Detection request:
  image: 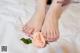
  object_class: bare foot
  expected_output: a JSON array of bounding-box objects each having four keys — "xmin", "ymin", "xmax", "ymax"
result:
[
  {"xmin": 22, "ymin": 0, "xmax": 47, "ymax": 37},
  {"xmin": 41, "ymin": 15, "xmax": 60, "ymax": 42},
  {"xmin": 41, "ymin": 0, "xmax": 70, "ymax": 42}
]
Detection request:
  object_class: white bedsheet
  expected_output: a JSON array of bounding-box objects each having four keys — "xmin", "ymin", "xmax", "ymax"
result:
[{"xmin": 0, "ymin": 0, "xmax": 80, "ymax": 53}]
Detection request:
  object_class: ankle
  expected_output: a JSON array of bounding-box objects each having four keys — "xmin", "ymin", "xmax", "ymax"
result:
[
  {"xmin": 36, "ymin": 1, "xmax": 47, "ymax": 8},
  {"xmin": 51, "ymin": 0, "xmax": 63, "ymax": 7},
  {"xmin": 36, "ymin": 6, "xmax": 46, "ymax": 12},
  {"xmin": 52, "ymin": 0, "xmax": 71, "ymax": 7},
  {"xmin": 37, "ymin": 4, "xmax": 46, "ymax": 9}
]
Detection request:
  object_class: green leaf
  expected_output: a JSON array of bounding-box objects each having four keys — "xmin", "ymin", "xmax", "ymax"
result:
[{"xmin": 20, "ymin": 38, "xmax": 32, "ymax": 44}]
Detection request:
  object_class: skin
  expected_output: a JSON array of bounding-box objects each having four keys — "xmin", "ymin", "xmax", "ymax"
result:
[
  {"xmin": 22, "ymin": 0, "xmax": 70, "ymax": 42},
  {"xmin": 41, "ymin": 0, "xmax": 70, "ymax": 42},
  {"xmin": 22, "ymin": 0, "xmax": 47, "ymax": 37}
]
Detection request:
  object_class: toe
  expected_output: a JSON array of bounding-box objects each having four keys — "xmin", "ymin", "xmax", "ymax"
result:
[
  {"xmin": 22, "ymin": 26, "xmax": 28, "ymax": 33},
  {"xmin": 22, "ymin": 25, "xmax": 27, "ymax": 32},
  {"xmin": 26, "ymin": 27, "xmax": 34, "ymax": 35},
  {"xmin": 50, "ymin": 32, "xmax": 54, "ymax": 41},
  {"xmin": 42, "ymin": 32, "xmax": 47, "ymax": 41},
  {"xmin": 50, "ymin": 32, "xmax": 56, "ymax": 42},
  {"xmin": 28, "ymin": 27, "xmax": 34, "ymax": 34},
  {"xmin": 41, "ymin": 28, "xmax": 47, "ymax": 41},
  {"xmin": 46, "ymin": 31, "xmax": 58, "ymax": 42},
  {"xmin": 53, "ymin": 31, "xmax": 59, "ymax": 41},
  {"xmin": 46, "ymin": 32, "xmax": 52, "ymax": 42},
  {"xmin": 24, "ymin": 28, "xmax": 29, "ymax": 34},
  {"xmin": 33, "ymin": 28, "xmax": 40, "ymax": 33},
  {"xmin": 23, "ymin": 26, "xmax": 31, "ymax": 35}
]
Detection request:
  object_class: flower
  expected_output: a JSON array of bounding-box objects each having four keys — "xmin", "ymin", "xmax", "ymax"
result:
[
  {"xmin": 32, "ymin": 32, "xmax": 46, "ymax": 48},
  {"xmin": 21, "ymin": 32, "xmax": 47, "ymax": 48}
]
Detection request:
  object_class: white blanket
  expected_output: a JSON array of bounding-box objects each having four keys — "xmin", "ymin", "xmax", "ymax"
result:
[{"xmin": 0, "ymin": 0, "xmax": 80, "ymax": 53}]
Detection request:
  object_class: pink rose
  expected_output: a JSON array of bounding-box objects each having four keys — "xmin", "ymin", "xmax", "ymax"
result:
[{"xmin": 32, "ymin": 32, "xmax": 46, "ymax": 48}]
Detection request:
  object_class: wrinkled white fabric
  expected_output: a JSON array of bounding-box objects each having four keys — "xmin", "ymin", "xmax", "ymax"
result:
[{"xmin": 0, "ymin": 0, "xmax": 80, "ymax": 53}]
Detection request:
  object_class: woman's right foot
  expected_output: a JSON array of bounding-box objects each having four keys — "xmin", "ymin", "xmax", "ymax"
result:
[{"xmin": 22, "ymin": 0, "xmax": 47, "ymax": 37}]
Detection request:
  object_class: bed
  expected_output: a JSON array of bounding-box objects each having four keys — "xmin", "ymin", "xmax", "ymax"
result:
[{"xmin": 0, "ymin": 0, "xmax": 80, "ymax": 53}]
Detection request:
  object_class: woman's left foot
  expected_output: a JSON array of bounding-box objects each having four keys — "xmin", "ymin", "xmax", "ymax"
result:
[
  {"xmin": 41, "ymin": 0, "xmax": 71, "ymax": 42},
  {"xmin": 41, "ymin": 14, "xmax": 59, "ymax": 42},
  {"xmin": 41, "ymin": 0, "xmax": 65, "ymax": 42}
]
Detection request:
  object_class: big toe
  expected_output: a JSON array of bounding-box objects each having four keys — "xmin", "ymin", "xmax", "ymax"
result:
[
  {"xmin": 22, "ymin": 26, "xmax": 34, "ymax": 35},
  {"xmin": 53, "ymin": 32, "xmax": 59, "ymax": 41},
  {"xmin": 28, "ymin": 28, "xmax": 34, "ymax": 34},
  {"xmin": 47, "ymin": 32, "xmax": 59, "ymax": 42}
]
